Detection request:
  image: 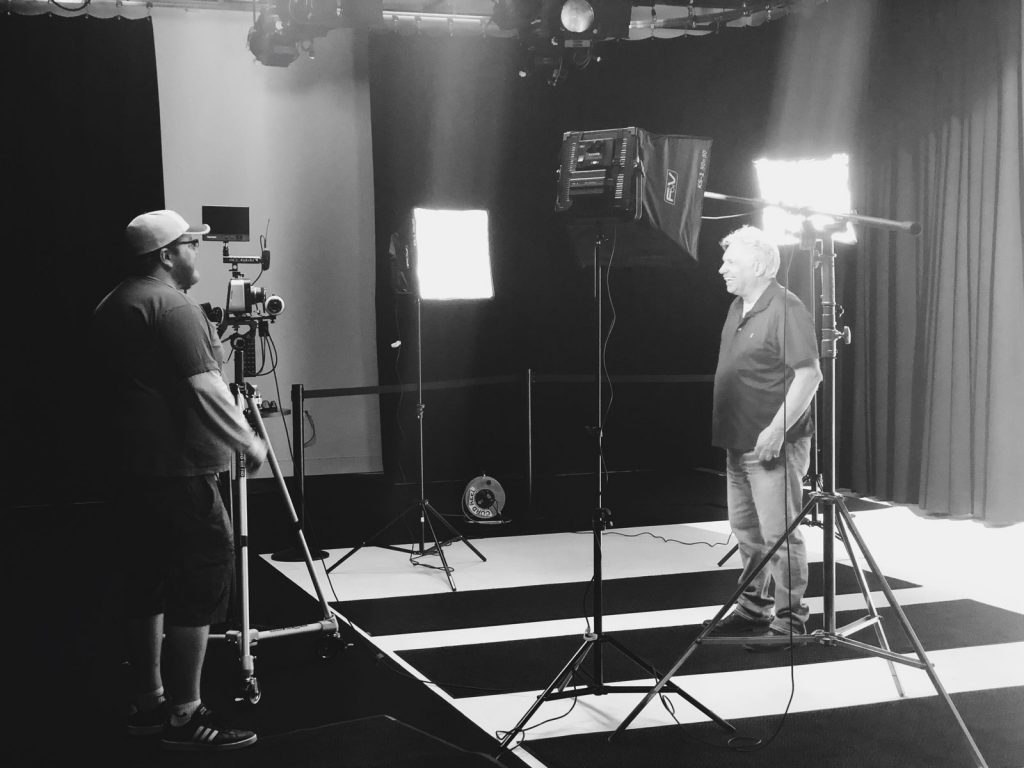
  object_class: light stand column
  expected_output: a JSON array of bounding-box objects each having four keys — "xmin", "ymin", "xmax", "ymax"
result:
[
  {"xmin": 323, "ymin": 292, "xmax": 486, "ymax": 590},
  {"xmin": 496, "ymin": 232, "xmax": 731, "ymax": 754}
]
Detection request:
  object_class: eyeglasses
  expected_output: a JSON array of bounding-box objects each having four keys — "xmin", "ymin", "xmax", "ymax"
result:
[{"xmin": 173, "ymin": 238, "xmax": 200, "ymax": 248}]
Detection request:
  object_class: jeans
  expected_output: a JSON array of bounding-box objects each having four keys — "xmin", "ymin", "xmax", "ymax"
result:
[{"xmin": 725, "ymin": 436, "xmax": 811, "ymax": 633}]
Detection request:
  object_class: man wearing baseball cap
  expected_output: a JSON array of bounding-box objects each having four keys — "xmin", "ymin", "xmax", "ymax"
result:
[{"xmin": 93, "ymin": 209, "xmax": 267, "ymax": 751}]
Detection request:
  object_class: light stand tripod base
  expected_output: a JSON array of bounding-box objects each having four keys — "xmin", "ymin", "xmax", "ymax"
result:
[
  {"xmin": 325, "ymin": 497, "xmax": 486, "ymax": 592},
  {"xmin": 496, "ymin": 237, "xmax": 730, "ymax": 754}
]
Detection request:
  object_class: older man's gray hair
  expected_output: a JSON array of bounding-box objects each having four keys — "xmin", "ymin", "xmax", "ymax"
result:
[{"xmin": 720, "ymin": 225, "xmax": 780, "ymax": 279}]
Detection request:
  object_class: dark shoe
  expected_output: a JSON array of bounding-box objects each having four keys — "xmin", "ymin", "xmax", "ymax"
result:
[
  {"xmin": 702, "ymin": 612, "xmax": 772, "ymax": 636},
  {"xmin": 160, "ymin": 705, "xmax": 257, "ymax": 751},
  {"xmin": 744, "ymin": 626, "xmax": 802, "ymax": 653},
  {"xmin": 127, "ymin": 701, "xmax": 167, "ymax": 736}
]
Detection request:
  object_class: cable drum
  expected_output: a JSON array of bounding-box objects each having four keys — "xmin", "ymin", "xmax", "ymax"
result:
[{"xmin": 462, "ymin": 475, "xmax": 509, "ymax": 524}]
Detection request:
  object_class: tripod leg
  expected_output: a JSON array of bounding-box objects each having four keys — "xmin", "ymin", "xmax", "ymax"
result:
[
  {"xmin": 837, "ymin": 505, "xmax": 989, "ymax": 768},
  {"xmin": 419, "ymin": 503, "xmax": 457, "ymax": 592},
  {"xmin": 232, "ymin": 449, "xmax": 257, "ymax": 695},
  {"xmin": 613, "ymin": 502, "xmax": 814, "ymax": 739},
  {"xmin": 247, "ymin": 396, "xmax": 337, "ymax": 622},
  {"xmin": 497, "ymin": 638, "xmax": 595, "ymax": 752},
  {"xmin": 325, "ymin": 505, "xmax": 421, "ymax": 574},
  {"xmin": 423, "ymin": 501, "xmax": 487, "ymax": 562},
  {"xmin": 603, "ymin": 635, "xmax": 734, "ymax": 732},
  {"xmin": 833, "ymin": 506, "xmax": 905, "ymax": 697}
]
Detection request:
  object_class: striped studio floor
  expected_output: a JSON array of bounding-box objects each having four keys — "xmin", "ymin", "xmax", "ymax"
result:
[{"xmin": 264, "ymin": 503, "xmax": 1024, "ymax": 768}]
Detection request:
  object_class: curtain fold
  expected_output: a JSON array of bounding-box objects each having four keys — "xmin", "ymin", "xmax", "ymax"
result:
[
  {"xmin": 848, "ymin": 0, "xmax": 1024, "ymax": 525},
  {"xmin": 1, "ymin": 14, "xmax": 165, "ymax": 505}
]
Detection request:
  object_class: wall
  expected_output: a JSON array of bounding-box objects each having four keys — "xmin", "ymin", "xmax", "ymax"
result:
[{"xmin": 152, "ymin": 8, "xmax": 381, "ymax": 476}]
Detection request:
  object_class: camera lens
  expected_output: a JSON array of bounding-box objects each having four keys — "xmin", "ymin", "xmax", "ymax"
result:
[{"xmin": 265, "ymin": 295, "xmax": 285, "ymax": 315}]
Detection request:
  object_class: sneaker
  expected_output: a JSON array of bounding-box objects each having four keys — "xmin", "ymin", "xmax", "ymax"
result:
[
  {"xmin": 160, "ymin": 705, "xmax": 257, "ymax": 751},
  {"xmin": 127, "ymin": 702, "xmax": 167, "ymax": 736},
  {"xmin": 702, "ymin": 611, "xmax": 771, "ymax": 636}
]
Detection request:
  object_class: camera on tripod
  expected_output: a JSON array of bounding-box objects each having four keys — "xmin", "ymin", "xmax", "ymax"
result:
[
  {"xmin": 226, "ymin": 276, "xmax": 285, "ymax": 318},
  {"xmin": 199, "ymin": 206, "xmax": 287, "ymax": 377},
  {"xmin": 200, "ymin": 205, "xmax": 286, "ymax": 323}
]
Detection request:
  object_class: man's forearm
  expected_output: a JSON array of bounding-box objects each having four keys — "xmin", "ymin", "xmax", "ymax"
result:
[
  {"xmin": 771, "ymin": 363, "xmax": 823, "ymax": 433},
  {"xmin": 187, "ymin": 370, "xmax": 262, "ymax": 456}
]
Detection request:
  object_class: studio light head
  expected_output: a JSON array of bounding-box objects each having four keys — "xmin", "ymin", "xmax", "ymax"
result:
[
  {"xmin": 754, "ymin": 153, "xmax": 857, "ymax": 246},
  {"xmin": 410, "ymin": 208, "xmax": 493, "ymax": 301},
  {"xmin": 247, "ymin": 10, "xmax": 300, "ymax": 68},
  {"xmin": 247, "ymin": 0, "xmax": 384, "ymax": 67}
]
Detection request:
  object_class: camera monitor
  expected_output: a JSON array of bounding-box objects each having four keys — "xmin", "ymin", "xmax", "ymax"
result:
[{"xmin": 202, "ymin": 206, "xmax": 250, "ymax": 242}]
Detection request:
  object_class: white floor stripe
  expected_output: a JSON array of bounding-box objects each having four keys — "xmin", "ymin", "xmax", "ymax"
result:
[
  {"xmin": 450, "ymin": 642, "xmax": 1024, "ymax": 742},
  {"xmin": 260, "ymin": 504, "xmax": 1024, "ymax": 768},
  {"xmin": 374, "ymin": 585, "xmax": 958, "ymax": 651}
]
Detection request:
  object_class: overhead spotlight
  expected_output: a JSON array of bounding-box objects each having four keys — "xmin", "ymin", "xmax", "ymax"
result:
[
  {"xmin": 247, "ymin": 0, "xmax": 383, "ymax": 67},
  {"xmin": 559, "ymin": 0, "xmax": 595, "ymax": 33},
  {"xmin": 247, "ymin": 10, "xmax": 300, "ymax": 67},
  {"xmin": 544, "ymin": 0, "xmax": 630, "ymax": 47}
]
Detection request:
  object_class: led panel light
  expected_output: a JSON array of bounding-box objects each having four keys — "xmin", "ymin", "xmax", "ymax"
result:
[
  {"xmin": 412, "ymin": 208, "xmax": 493, "ymax": 300},
  {"xmin": 754, "ymin": 153, "xmax": 857, "ymax": 246}
]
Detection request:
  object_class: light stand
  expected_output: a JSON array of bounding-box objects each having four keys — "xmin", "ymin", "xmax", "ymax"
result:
[
  {"xmin": 610, "ymin": 202, "xmax": 989, "ymax": 768},
  {"xmin": 210, "ymin": 325, "xmax": 341, "ymax": 704},
  {"xmin": 325, "ymin": 293, "xmax": 486, "ymax": 592},
  {"xmin": 496, "ymin": 229, "xmax": 732, "ymax": 754}
]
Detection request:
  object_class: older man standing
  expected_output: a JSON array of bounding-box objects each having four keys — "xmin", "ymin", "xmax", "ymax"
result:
[
  {"xmin": 93, "ymin": 209, "xmax": 267, "ymax": 750},
  {"xmin": 707, "ymin": 225, "xmax": 822, "ymax": 647}
]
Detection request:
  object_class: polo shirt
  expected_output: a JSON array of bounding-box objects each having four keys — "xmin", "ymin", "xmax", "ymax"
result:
[
  {"xmin": 93, "ymin": 275, "xmax": 234, "ymax": 476},
  {"xmin": 712, "ymin": 280, "xmax": 818, "ymax": 451}
]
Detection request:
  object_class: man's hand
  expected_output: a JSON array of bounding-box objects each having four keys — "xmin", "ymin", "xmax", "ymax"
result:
[
  {"xmin": 245, "ymin": 437, "xmax": 268, "ymax": 471},
  {"xmin": 753, "ymin": 423, "xmax": 785, "ymax": 462}
]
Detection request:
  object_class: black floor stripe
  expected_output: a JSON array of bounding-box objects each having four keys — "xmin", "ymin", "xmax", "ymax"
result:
[
  {"xmin": 523, "ymin": 685, "xmax": 1024, "ymax": 768},
  {"xmin": 333, "ymin": 562, "xmax": 919, "ymax": 636},
  {"xmin": 396, "ymin": 600, "xmax": 1024, "ymax": 698}
]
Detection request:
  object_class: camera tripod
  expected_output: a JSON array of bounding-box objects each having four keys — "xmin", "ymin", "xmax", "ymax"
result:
[
  {"xmin": 325, "ymin": 294, "xmax": 486, "ymax": 592},
  {"xmin": 496, "ymin": 231, "xmax": 731, "ymax": 754},
  {"xmin": 210, "ymin": 329, "xmax": 341, "ymax": 704},
  {"xmin": 610, "ymin": 219, "xmax": 988, "ymax": 768}
]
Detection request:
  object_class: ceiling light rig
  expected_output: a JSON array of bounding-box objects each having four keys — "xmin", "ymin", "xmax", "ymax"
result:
[
  {"xmin": 247, "ymin": 0, "xmax": 383, "ymax": 67},
  {"xmin": 242, "ymin": 2, "xmax": 827, "ymax": 70}
]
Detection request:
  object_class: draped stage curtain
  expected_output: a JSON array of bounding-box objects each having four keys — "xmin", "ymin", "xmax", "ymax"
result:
[
  {"xmin": 846, "ymin": 0, "xmax": 1024, "ymax": 525},
  {"xmin": 1, "ymin": 14, "xmax": 164, "ymax": 505}
]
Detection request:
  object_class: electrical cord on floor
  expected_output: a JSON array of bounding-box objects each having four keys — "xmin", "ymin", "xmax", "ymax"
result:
[
  {"xmin": 571, "ymin": 528, "xmax": 733, "ymax": 549},
  {"xmin": 495, "ymin": 675, "xmax": 581, "ymax": 752},
  {"xmin": 596, "ymin": 529, "xmax": 734, "ymax": 549}
]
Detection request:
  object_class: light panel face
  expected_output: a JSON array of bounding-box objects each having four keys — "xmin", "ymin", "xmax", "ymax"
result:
[
  {"xmin": 413, "ymin": 208, "xmax": 493, "ymax": 300},
  {"xmin": 754, "ymin": 153, "xmax": 857, "ymax": 245}
]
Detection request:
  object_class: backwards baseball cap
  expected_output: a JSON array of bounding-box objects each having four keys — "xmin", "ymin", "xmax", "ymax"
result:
[{"xmin": 125, "ymin": 209, "xmax": 211, "ymax": 257}]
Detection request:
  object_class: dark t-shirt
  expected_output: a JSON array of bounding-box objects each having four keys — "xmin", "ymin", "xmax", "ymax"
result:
[
  {"xmin": 93, "ymin": 275, "xmax": 233, "ymax": 476},
  {"xmin": 712, "ymin": 281, "xmax": 818, "ymax": 451}
]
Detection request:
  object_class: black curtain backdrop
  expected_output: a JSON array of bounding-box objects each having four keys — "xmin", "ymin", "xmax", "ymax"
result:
[
  {"xmin": 1, "ymin": 15, "xmax": 165, "ymax": 507},
  {"xmin": 844, "ymin": 0, "xmax": 1024, "ymax": 524},
  {"xmin": 368, "ymin": 22, "xmax": 801, "ymax": 489}
]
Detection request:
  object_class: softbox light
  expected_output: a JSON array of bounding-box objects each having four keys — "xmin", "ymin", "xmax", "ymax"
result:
[
  {"xmin": 555, "ymin": 126, "xmax": 712, "ymax": 266},
  {"xmin": 754, "ymin": 153, "xmax": 857, "ymax": 246},
  {"xmin": 411, "ymin": 208, "xmax": 493, "ymax": 300}
]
